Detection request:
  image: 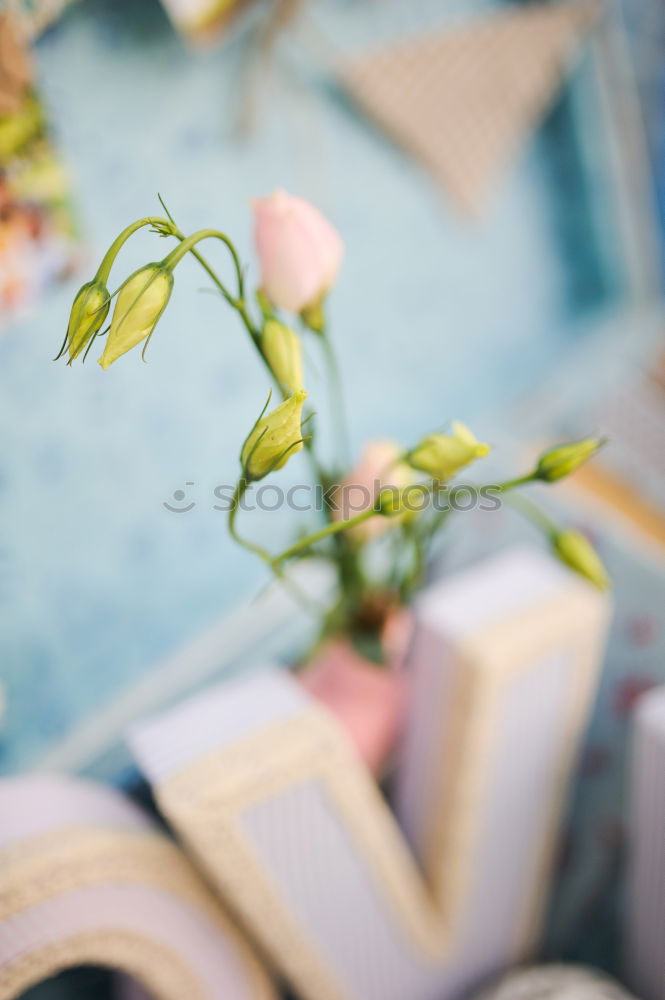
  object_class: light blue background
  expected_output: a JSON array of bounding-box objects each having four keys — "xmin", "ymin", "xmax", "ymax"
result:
[{"xmin": 0, "ymin": 0, "xmax": 649, "ymax": 773}]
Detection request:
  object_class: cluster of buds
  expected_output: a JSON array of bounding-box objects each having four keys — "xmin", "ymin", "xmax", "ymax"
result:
[
  {"xmin": 62, "ymin": 260, "xmax": 173, "ymax": 370},
  {"xmin": 60, "ymin": 190, "xmax": 339, "ymax": 376},
  {"xmin": 57, "ymin": 192, "xmax": 611, "ymax": 601},
  {"xmin": 58, "ymin": 212, "xmax": 179, "ymax": 370}
]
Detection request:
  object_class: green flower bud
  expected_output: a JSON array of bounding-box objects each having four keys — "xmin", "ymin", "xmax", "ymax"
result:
[
  {"xmin": 98, "ymin": 264, "xmax": 173, "ymax": 370},
  {"xmin": 241, "ymin": 389, "xmax": 308, "ymax": 481},
  {"xmin": 261, "ymin": 319, "xmax": 303, "ymax": 395},
  {"xmin": 63, "ymin": 280, "xmax": 110, "ymax": 362},
  {"xmin": 536, "ymin": 437, "xmax": 605, "ymax": 482},
  {"xmin": 409, "ymin": 422, "xmax": 490, "ymax": 481},
  {"xmin": 552, "ymin": 529, "xmax": 609, "ymax": 591},
  {"xmin": 300, "ymin": 295, "xmax": 326, "ymax": 334},
  {"xmin": 377, "ymin": 483, "xmax": 429, "ymax": 518}
]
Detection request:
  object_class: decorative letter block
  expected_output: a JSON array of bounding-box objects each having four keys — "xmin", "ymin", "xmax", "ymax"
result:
[
  {"xmin": 131, "ymin": 547, "xmax": 611, "ymax": 1000},
  {"xmin": 0, "ymin": 776, "xmax": 275, "ymax": 1000}
]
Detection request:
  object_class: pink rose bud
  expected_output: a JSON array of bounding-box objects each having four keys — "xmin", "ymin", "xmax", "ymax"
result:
[
  {"xmin": 332, "ymin": 440, "xmax": 413, "ymax": 543},
  {"xmin": 253, "ymin": 190, "xmax": 344, "ymax": 314}
]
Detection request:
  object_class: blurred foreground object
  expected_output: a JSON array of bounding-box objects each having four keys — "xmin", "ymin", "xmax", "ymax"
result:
[
  {"xmin": 625, "ymin": 685, "xmax": 665, "ymax": 1000},
  {"xmin": 0, "ymin": 775, "xmax": 275, "ymax": 1000},
  {"xmin": 158, "ymin": 0, "xmax": 250, "ymax": 43},
  {"xmin": 471, "ymin": 964, "xmax": 636, "ymax": 999},
  {"xmin": 0, "ymin": 11, "xmax": 31, "ymax": 115},
  {"xmin": 0, "ymin": 9, "xmax": 79, "ymax": 328},
  {"xmin": 130, "ymin": 547, "xmax": 611, "ymax": 1000}
]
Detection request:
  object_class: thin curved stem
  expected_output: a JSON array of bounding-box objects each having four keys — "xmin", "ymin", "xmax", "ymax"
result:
[
  {"xmin": 188, "ymin": 245, "xmax": 239, "ymax": 310},
  {"xmin": 164, "ymin": 222, "xmax": 336, "ymax": 517},
  {"xmin": 162, "ymin": 229, "xmax": 245, "ymax": 304},
  {"xmin": 504, "ymin": 492, "xmax": 558, "ymax": 539},
  {"xmin": 401, "ymin": 472, "xmax": 539, "ymax": 589},
  {"xmin": 164, "ymin": 225, "xmax": 280, "ymax": 383},
  {"xmin": 433, "ymin": 473, "xmax": 537, "ymax": 507},
  {"xmin": 96, "ymin": 217, "xmax": 168, "ymax": 284},
  {"xmin": 272, "ymin": 507, "xmax": 376, "ymax": 566},
  {"xmin": 319, "ymin": 328, "xmax": 350, "ymax": 468},
  {"xmin": 492, "ymin": 473, "xmax": 537, "ymax": 493},
  {"xmin": 228, "ymin": 480, "xmax": 274, "ymax": 563},
  {"xmin": 229, "ymin": 479, "xmax": 326, "ymax": 616}
]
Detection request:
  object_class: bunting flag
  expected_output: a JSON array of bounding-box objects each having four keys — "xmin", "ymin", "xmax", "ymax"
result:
[
  {"xmin": 341, "ymin": 1, "xmax": 601, "ymax": 213},
  {"xmin": 2, "ymin": 0, "xmax": 79, "ymax": 40}
]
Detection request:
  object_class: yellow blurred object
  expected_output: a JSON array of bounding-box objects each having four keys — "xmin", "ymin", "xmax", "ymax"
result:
[
  {"xmin": 0, "ymin": 96, "xmax": 42, "ymax": 165},
  {"xmin": 8, "ymin": 148, "xmax": 70, "ymax": 202},
  {"xmin": 159, "ymin": 0, "xmax": 248, "ymax": 43}
]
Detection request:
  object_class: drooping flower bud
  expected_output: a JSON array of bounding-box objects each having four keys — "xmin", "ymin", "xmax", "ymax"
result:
[
  {"xmin": 253, "ymin": 190, "xmax": 343, "ymax": 314},
  {"xmin": 261, "ymin": 319, "xmax": 303, "ymax": 396},
  {"xmin": 62, "ymin": 280, "xmax": 110, "ymax": 362},
  {"xmin": 98, "ymin": 264, "xmax": 173, "ymax": 370},
  {"xmin": 409, "ymin": 422, "xmax": 490, "ymax": 481},
  {"xmin": 552, "ymin": 529, "xmax": 609, "ymax": 590},
  {"xmin": 536, "ymin": 437, "xmax": 605, "ymax": 482},
  {"xmin": 241, "ymin": 389, "xmax": 308, "ymax": 481}
]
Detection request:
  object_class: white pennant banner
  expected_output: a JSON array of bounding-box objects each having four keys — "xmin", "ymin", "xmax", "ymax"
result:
[{"xmin": 341, "ymin": 1, "xmax": 601, "ymax": 213}]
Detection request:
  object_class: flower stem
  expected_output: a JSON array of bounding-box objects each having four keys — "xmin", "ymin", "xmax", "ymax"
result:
[
  {"xmin": 95, "ymin": 217, "xmax": 167, "ymax": 284},
  {"xmin": 272, "ymin": 508, "xmax": 376, "ymax": 566},
  {"xmin": 401, "ymin": 472, "xmax": 538, "ymax": 589},
  {"xmin": 229, "ymin": 479, "xmax": 327, "ymax": 616},
  {"xmin": 504, "ymin": 492, "xmax": 558, "ymax": 539},
  {"xmin": 493, "ymin": 473, "xmax": 537, "ymax": 493},
  {"xmin": 163, "ymin": 223, "xmax": 281, "ymax": 380},
  {"xmin": 162, "ymin": 228, "xmax": 245, "ymax": 303},
  {"xmin": 319, "ymin": 327, "xmax": 350, "ymax": 468},
  {"xmin": 228, "ymin": 479, "xmax": 274, "ymax": 563}
]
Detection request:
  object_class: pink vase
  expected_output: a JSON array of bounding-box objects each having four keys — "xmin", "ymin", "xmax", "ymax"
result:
[{"xmin": 298, "ymin": 611, "xmax": 412, "ymax": 776}]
